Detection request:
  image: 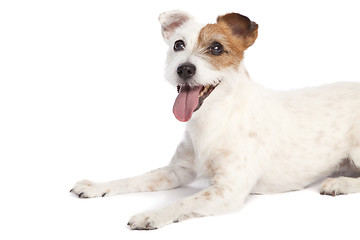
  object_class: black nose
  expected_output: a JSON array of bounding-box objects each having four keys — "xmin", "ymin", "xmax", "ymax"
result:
[{"xmin": 177, "ymin": 63, "xmax": 196, "ymax": 80}]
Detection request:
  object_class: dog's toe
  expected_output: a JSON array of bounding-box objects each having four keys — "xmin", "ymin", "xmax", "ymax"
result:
[
  {"xmin": 320, "ymin": 177, "xmax": 349, "ymax": 196},
  {"xmin": 70, "ymin": 180, "xmax": 111, "ymax": 198},
  {"xmin": 128, "ymin": 211, "xmax": 173, "ymax": 230}
]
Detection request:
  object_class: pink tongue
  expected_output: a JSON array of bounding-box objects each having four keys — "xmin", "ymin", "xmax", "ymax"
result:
[{"xmin": 173, "ymin": 86, "xmax": 201, "ymax": 122}]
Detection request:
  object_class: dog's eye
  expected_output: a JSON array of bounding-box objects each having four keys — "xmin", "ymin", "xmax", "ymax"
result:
[
  {"xmin": 174, "ymin": 40, "xmax": 185, "ymax": 51},
  {"xmin": 209, "ymin": 42, "xmax": 224, "ymax": 56}
]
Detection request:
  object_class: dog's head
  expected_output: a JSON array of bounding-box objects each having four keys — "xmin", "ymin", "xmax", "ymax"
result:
[{"xmin": 159, "ymin": 10, "xmax": 258, "ymax": 122}]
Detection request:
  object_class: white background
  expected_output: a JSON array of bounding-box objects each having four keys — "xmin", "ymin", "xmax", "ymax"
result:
[{"xmin": 1, "ymin": 0, "xmax": 359, "ymax": 239}]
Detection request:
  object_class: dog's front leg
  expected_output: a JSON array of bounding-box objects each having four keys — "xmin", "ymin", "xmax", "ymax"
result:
[
  {"xmin": 128, "ymin": 157, "xmax": 259, "ymax": 230},
  {"xmin": 71, "ymin": 140, "xmax": 196, "ymax": 198}
]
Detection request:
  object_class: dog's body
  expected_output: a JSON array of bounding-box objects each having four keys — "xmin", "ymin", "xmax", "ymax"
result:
[{"xmin": 71, "ymin": 11, "xmax": 360, "ymax": 230}]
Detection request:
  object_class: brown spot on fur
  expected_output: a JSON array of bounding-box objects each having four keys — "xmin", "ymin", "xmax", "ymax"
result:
[
  {"xmin": 202, "ymin": 191, "xmax": 211, "ymax": 200},
  {"xmin": 177, "ymin": 212, "xmax": 204, "ymax": 222},
  {"xmin": 195, "ymin": 13, "xmax": 258, "ymax": 71},
  {"xmin": 248, "ymin": 131, "xmax": 257, "ymax": 138},
  {"xmin": 165, "ymin": 178, "xmax": 171, "ymax": 184},
  {"xmin": 205, "ymin": 160, "xmax": 219, "ymax": 176},
  {"xmin": 205, "ymin": 160, "xmax": 212, "ymax": 173},
  {"xmin": 220, "ymin": 149, "xmax": 232, "ymax": 157},
  {"xmin": 214, "ymin": 186, "xmax": 225, "ymax": 198},
  {"xmin": 205, "ymin": 150, "xmax": 234, "ymax": 176},
  {"xmin": 149, "ymin": 174, "xmax": 171, "ymax": 190}
]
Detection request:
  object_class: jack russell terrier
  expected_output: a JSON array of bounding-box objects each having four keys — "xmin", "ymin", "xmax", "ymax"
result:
[{"xmin": 71, "ymin": 10, "xmax": 360, "ymax": 230}]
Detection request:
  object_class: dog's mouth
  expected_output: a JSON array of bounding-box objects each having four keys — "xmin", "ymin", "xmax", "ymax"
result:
[{"xmin": 173, "ymin": 83, "xmax": 219, "ymax": 122}]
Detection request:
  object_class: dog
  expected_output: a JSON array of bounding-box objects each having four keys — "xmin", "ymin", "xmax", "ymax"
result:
[{"xmin": 71, "ymin": 10, "xmax": 360, "ymax": 230}]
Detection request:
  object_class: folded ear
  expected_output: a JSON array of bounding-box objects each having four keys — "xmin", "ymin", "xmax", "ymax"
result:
[
  {"xmin": 158, "ymin": 10, "xmax": 193, "ymax": 40},
  {"xmin": 217, "ymin": 13, "xmax": 258, "ymax": 48}
]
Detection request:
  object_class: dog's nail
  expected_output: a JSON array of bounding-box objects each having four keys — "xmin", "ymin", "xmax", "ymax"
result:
[
  {"xmin": 320, "ymin": 191, "xmax": 325, "ymax": 195},
  {"xmin": 173, "ymin": 219, "xmax": 179, "ymax": 223},
  {"xmin": 78, "ymin": 192, "xmax": 84, "ymax": 198},
  {"xmin": 133, "ymin": 227, "xmax": 144, "ymax": 230},
  {"xmin": 127, "ymin": 222, "xmax": 131, "ymax": 226},
  {"xmin": 331, "ymin": 191, "xmax": 336, "ymax": 197},
  {"xmin": 102, "ymin": 193, "xmax": 107, "ymax": 197},
  {"xmin": 70, "ymin": 189, "xmax": 74, "ymax": 193}
]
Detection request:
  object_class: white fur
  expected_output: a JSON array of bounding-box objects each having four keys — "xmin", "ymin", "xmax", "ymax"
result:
[{"xmin": 71, "ymin": 10, "xmax": 360, "ymax": 230}]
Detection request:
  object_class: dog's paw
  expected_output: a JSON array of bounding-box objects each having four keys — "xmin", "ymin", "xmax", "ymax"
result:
[
  {"xmin": 320, "ymin": 177, "xmax": 349, "ymax": 196},
  {"xmin": 127, "ymin": 211, "xmax": 173, "ymax": 230},
  {"xmin": 70, "ymin": 180, "xmax": 111, "ymax": 198}
]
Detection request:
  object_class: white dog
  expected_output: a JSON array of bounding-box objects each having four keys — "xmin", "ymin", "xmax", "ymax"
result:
[{"xmin": 71, "ymin": 10, "xmax": 360, "ymax": 230}]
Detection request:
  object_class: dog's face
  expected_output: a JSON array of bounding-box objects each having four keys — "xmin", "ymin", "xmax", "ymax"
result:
[{"xmin": 159, "ymin": 10, "xmax": 258, "ymax": 122}]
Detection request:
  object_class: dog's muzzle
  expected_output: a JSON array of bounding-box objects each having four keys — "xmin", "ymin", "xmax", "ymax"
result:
[{"xmin": 173, "ymin": 62, "xmax": 220, "ymax": 122}]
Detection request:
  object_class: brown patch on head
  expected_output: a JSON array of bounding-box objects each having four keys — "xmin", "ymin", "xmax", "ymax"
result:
[
  {"xmin": 195, "ymin": 13, "xmax": 258, "ymax": 70},
  {"xmin": 217, "ymin": 13, "xmax": 258, "ymax": 48}
]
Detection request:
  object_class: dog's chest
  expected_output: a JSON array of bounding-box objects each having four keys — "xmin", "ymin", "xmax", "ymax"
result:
[{"xmin": 188, "ymin": 115, "xmax": 245, "ymax": 177}]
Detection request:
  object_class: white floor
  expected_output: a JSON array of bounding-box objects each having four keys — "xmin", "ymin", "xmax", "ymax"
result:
[{"xmin": 3, "ymin": 177, "xmax": 358, "ymax": 240}]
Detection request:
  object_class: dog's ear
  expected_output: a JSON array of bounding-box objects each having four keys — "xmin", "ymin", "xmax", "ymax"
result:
[
  {"xmin": 217, "ymin": 13, "xmax": 258, "ymax": 48},
  {"xmin": 159, "ymin": 10, "xmax": 193, "ymax": 40}
]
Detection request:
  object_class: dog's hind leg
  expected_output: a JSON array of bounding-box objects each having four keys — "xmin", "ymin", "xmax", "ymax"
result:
[
  {"xmin": 70, "ymin": 140, "xmax": 196, "ymax": 198},
  {"xmin": 320, "ymin": 142, "xmax": 360, "ymax": 196}
]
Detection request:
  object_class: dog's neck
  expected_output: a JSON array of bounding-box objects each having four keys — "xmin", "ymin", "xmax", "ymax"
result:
[
  {"xmin": 185, "ymin": 61, "xmax": 264, "ymax": 144},
  {"xmin": 192, "ymin": 62, "xmax": 258, "ymax": 119},
  {"xmin": 183, "ymin": 61, "xmax": 263, "ymax": 166}
]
